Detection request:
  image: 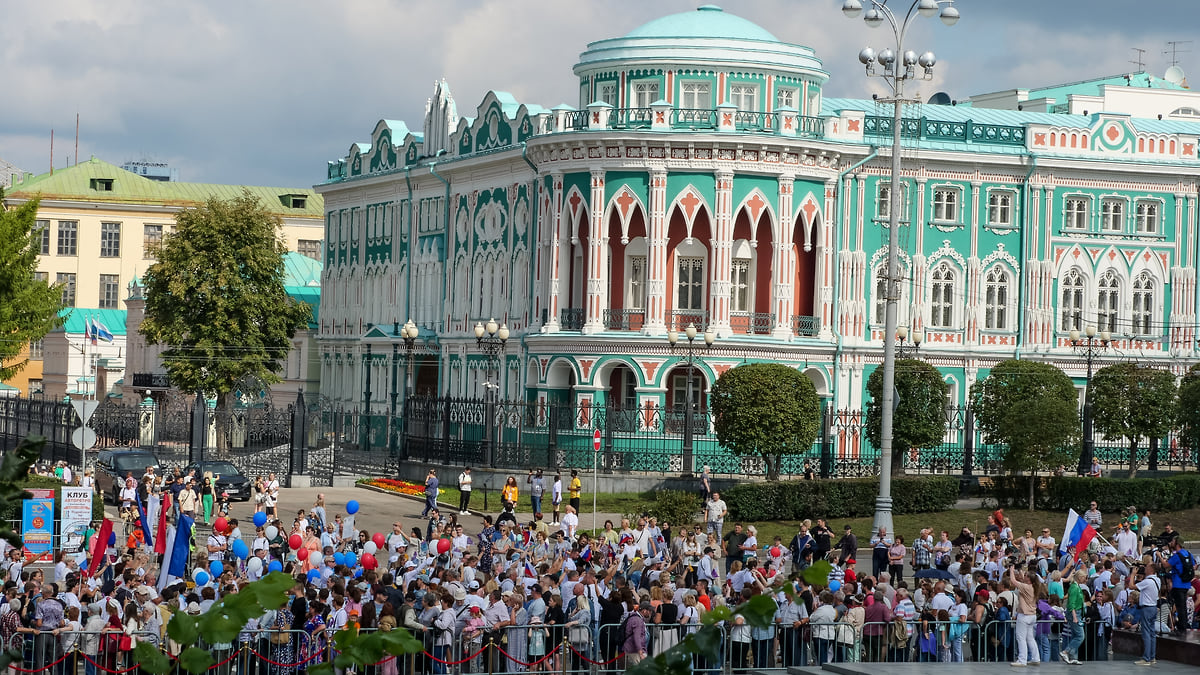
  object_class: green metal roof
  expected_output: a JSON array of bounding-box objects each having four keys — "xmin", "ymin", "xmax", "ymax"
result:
[
  {"xmin": 56, "ymin": 308, "xmax": 128, "ymax": 336},
  {"xmin": 281, "ymin": 251, "xmax": 322, "ymax": 287},
  {"xmin": 624, "ymin": 5, "xmax": 779, "ymax": 42},
  {"xmin": 1026, "ymin": 71, "xmax": 1189, "ymax": 103},
  {"xmin": 5, "ymin": 158, "xmax": 323, "ymax": 218}
]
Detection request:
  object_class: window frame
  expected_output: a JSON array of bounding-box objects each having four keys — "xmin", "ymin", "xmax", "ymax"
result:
[
  {"xmin": 57, "ymin": 272, "xmax": 76, "ymax": 306},
  {"xmin": 1100, "ymin": 198, "xmax": 1125, "ymax": 233},
  {"xmin": 35, "ymin": 220, "xmax": 50, "ymax": 255},
  {"xmin": 1131, "ymin": 271, "xmax": 1154, "ymax": 335},
  {"xmin": 1096, "ymin": 270, "xmax": 1120, "ymax": 333},
  {"xmin": 1064, "ymin": 196, "xmax": 1090, "ymax": 231},
  {"xmin": 627, "ymin": 255, "xmax": 647, "ymax": 310},
  {"xmin": 99, "ymin": 274, "xmax": 120, "ymax": 309},
  {"xmin": 986, "ymin": 191, "xmax": 1015, "ymax": 228},
  {"xmin": 928, "ymin": 261, "xmax": 956, "ymax": 329},
  {"xmin": 728, "ymin": 83, "xmax": 758, "ymax": 112},
  {"xmin": 598, "ymin": 82, "xmax": 617, "ymax": 107},
  {"xmin": 931, "ymin": 186, "xmax": 962, "ymax": 224},
  {"xmin": 57, "ymin": 221, "xmax": 78, "ymax": 256},
  {"xmin": 983, "ymin": 266, "xmax": 1011, "ymax": 331},
  {"xmin": 679, "ymin": 80, "xmax": 712, "ymax": 110},
  {"xmin": 99, "ymin": 222, "xmax": 121, "ymax": 258},
  {"xmin": 1134, "ymin": 200, "xmax": 1160, "ymax": 234},
  {"xmin": 1060, "ymin": 269, "xmax": 1084, "ymax": 332},
  {"xmin": 631, "ymin": 80, "xmax": 661, "ymax": 109},
  {"xmin": 774, "ymin": 86, "xmax": 797, "ymax": 110},
  {"xmin": 143, "ymin": 224, "xmax": 164, "ymax": 259},
  {"xmin": 676, "ymin": 256, "xmax": 706, "ymax": 311},
  {"xmin": 876, "ymin": 181, "xmax": 910, "ymax": 222},
  {"xmin": 730, "ymin": 258, "xmax": 751, "ymax": 312},
  {"xmin": 297, "ymin": 239, "xmax": 322, "ymax": 260}
]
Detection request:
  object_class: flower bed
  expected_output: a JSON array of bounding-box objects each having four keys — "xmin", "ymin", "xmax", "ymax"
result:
[{"xmin": 357, "ymin": 478, "xmax": 443, "ymax": 497}]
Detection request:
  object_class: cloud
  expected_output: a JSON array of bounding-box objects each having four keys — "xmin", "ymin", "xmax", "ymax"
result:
[{"xmin": 0, "ymin": 0, "xmax": 1195, "ymax": 187}]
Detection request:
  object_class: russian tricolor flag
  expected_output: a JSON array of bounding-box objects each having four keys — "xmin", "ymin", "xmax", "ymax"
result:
[
  {"xmin": 580, "ymin": 545, "xmax": 592, "ymax": 562},
  {"xmin": 524, "ymin": 561, "xmax": 537, "ymax": 579},
  {"xmin": 1060, "ymin": 508, "xmax": 1098, "ymax": 561}
]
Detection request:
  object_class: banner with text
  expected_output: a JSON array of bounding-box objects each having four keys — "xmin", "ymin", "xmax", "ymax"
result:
[
  {"xmin": 60, "ymin": 487, "xmax": 94, "ymax": 553},
  {"xmin": 22, "ymin": 492, "xmax": 54, "ymax": 562}
]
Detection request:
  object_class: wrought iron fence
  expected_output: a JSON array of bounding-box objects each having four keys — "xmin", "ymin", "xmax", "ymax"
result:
[
  {"xmin": 560, "ymin": 308, "xmax": 584, "ymax": 331},
  {"xmin": 729, "ymin": 311, "xmax": 774, "ymax": 335},
  {"xmin": 602, "ymin": 309, "xmax": 646, "ymax": 331}
]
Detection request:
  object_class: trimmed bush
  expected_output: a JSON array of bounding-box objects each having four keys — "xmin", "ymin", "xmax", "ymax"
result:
[
  {"xmin": 641, "ymin": 490, "xmax": 701, "ymax": 527},
  {"xmin": 990, "ymin": 474, "xmax": 1200, "ymax": 513},
  {"xmin": 724, "ymin": 476, "xmax": 959, "ymax": 522}
]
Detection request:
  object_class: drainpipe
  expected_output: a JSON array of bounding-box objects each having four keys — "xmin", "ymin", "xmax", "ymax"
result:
[
  {"xmin": 1014, "ymin": 154, "xmax": 1038, "ymax": 361},
  {"xmin": 831, "ymin": 147, "xmax": 879, "ymax": 405},
  {"xmin": 428, "ymin": 158, "xmax": 451, "ymax": 394}
]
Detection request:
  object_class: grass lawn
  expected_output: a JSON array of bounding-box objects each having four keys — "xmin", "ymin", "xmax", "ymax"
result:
[{"xmin": 737, "ymin": 508, "xmax": 1200, "ymax": 548}]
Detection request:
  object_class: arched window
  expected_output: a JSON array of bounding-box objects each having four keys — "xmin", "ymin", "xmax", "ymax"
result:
[
  {"xmin": 984, "ymin": 267, "xmax": 1010, "ymax": 330},
  {"xmin": 1060, "ymin": 269, "xmax": 1084, "ymax": 331},
  {"xmin": 874, "ymin": 269, "xmax": 888, "ymax": 325},
  {"xmin": 1132, "ymin": 272, "xmax": 1154, "ymax": 335},
  {"xmin": 929, "ymin": 262, "xmax": 955, "ymax": 328},
  {"xmin": 1097, "ymin": 271, "xmax": 1120, "ymax": 333}
]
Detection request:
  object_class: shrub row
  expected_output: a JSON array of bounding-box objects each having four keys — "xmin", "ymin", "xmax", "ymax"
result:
[
  {"xmin": 641, "ymin": 490, "xmax": 702, "ymax": 527},
  {"xmin": 724, "ymin": 476, "xmax": 960, "ymax": 522},
  {"xmin": 991, "ymin": 474, "xmax": 1200, "ymax": 513},
  {"xmin": 0, "ymin": 476, "xmax": 105, "ymax": 523}
]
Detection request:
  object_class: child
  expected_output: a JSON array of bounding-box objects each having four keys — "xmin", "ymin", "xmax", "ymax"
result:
[
  {"xmin": 528, "ymin": 616, "xmax": 549, "ymax": 671},
  {"xmin": 463, "ymin": 605, "xmax": 486, "ymax": 671},
  {"xmin": 217, "ymin": 492, "xmax": 231, "ymax": 518}
]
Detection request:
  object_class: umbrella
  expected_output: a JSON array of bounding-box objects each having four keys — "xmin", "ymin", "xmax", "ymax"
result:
[{"xmin": 913, "ymin": 568, "xmax": 956, "ymax": 582}]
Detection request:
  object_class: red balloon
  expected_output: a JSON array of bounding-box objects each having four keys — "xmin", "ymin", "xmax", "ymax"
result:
[
  {"xmin": 296, "ymin": 547, "xmax": 309, "ymax": 561},
  {"xmin": 436, "ymin": 538, "xmax": 451, "ymax": 555},
  {"xmin": 372, "ymin": 532, "xmax": 386, "ymax": 549},
  {"xmin": 289, "ymin": 534, "xmax": 302, "ymax": 550},
  {"xmin": 361, "ymin": 553, "xmax": 378, "ymax": 570},
  {"xmin": 214, "ymin": 517, "xmax": 228, "ymax": 534},
  {"xmin": 770, "ymin": 546, "xmax": 782, "ymax": 558}
]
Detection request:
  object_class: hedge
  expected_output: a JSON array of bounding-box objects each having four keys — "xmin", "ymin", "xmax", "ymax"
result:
[
  {"xmin": 724, "ymin": 476, "xmax": 960, "ymax": 522},
  {"xmin": 0, "ymin": 476, "xmax": 106, "ymax": 524},
  {"xmin": 991, "ymin": 474, "xmax": 1200, "ymax": 513}
]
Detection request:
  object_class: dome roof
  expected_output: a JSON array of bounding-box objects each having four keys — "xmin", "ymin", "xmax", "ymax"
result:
[{"xmin": 624, "ymin": 5, "xmax": 779, "ymax": 43}]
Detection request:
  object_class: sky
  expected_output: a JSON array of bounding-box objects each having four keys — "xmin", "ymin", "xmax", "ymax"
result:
[{"xmin": 2, "ymin": 0, "xmax": 1198, "ymax": 189}]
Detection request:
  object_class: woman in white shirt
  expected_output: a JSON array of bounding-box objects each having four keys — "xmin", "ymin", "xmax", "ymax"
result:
[
  {"xmin": 80, "ymin": 470, "xmax": 94, "ymax": 489},
  {"xmin": 740, "ymin": 526, "xmax": 759, "ymax": 562},
  {"xmin": 809, "ymin": 591, "xmax": 838, "ymax": 664}
]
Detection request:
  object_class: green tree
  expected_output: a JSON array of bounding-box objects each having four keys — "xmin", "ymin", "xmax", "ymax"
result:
[
  {"xmin": 1178, "ymin": 363, "xmax": 1200, "ymax": 456},
  {"xmin": 971, "ymin": 359, "xmax": 1080, "ymax": 508},
  {"xmin": 709, "ymin": 363, "xmax": 820, "ymax": 480},
  {"xmin": 865, "ymin": 358, "xmax": 949, "ymax": 476},
  {"xmin": 1090, "ymin": 362, "xmax": 1177, "ymax": 478},
  {"xmin": 0, "ymin": 190, "xmax": 64, "ymax": 381},
  {"xmin": 140, "ymin": 192, "xmax": 309, "ymax": 422}
]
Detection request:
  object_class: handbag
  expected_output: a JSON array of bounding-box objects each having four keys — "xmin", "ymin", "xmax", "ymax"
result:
[
  {"xmin": 569, "ymin": 625, "xmax": 589, "ymax": 645},
  {"xmin": 119, "ymin": 635, "xmax": 133, "ymax": 651},
  {"xmin": 270, "ymin": 631, "xmax": 292, "ymax": 645}
]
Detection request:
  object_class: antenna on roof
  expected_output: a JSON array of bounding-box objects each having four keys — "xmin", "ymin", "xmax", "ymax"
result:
[
  {"xmin": 1129, "ymin": 47, "xmax": 1146, "ymax": 71},
  {"xmin": 1164, "ymin": 40, "xmax": 1192, "ymax": 67}
]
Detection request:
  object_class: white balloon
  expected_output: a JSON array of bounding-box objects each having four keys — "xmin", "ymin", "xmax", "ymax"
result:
[
  {"xmin": 265, "ymin": 526, "xmax": 279, "ymax": 541},
  {"xmin": 363, "ymin": 542, "xmax": 378, "ymax": 555},
  {"xmin": 192, "ymin": 567, "xmax": 204, "ymax": 581},
  {"xmin": 247, "ymin": 557, "xmax": 263, "ymax": 573}
]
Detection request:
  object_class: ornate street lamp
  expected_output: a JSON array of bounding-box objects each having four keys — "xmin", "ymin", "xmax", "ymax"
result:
[
  {"xmin": 843, "ymin": 0, "xmax": 959, "ymax": 536},
  {"xmin": 895, "ymin": 326, "xmax": 924, "ymax": 358},
  {"xmin": 668, "ymin": 323, "xmax": 715, "ymax": 475},
  {"xmin": 1069, "ymin": 325, "xmax": 1111, "ymax": 475},
  {"xmin": 475, "ymin": 318, "xmax": 509, "ymax": 466}
]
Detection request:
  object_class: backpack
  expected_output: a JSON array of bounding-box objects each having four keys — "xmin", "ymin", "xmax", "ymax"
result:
[
  {"xmin": 615, "ymin": 612, "xmax": 631, "ymax": 645},
  {"xmin": 1178, "ymin": 550, "xmax": 1195, "ymax": 583},
  {"xmin": 889, "ymin": 617, "xmax": 909, "ymax": 648}
]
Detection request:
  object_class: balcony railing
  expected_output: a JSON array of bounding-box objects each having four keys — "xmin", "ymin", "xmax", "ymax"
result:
[
  {"xmin": 730, "ymin": 311, "xmax": 775, "ymax": 335},
  {"xmin": 793, "ymin": 315, "xmax": 820, "ymax": 337},
  {"xmin": 565, "ymin": 110, "xmax": 589, "ymax": 131},
  {"xmin": 603, "ymin": 309, "xmax": 645, "ymax": 331},
  {"xmin": 665, "ymin": 309, "xmax": 710, "ymax": 331},
  {"xmin": 607, "ymin": 107, "xmax": 653, "ymax": 129},
  {"xmin": 670, "ymin": 108, "xmax": 718, "ymax": 129},
  {"xmin": 559, "ymin": 308, "xmax": 584, "ymax": 331},
  {"xmin": 864, "ymin": 115, "xmax": 1026, "ymax": 146}
]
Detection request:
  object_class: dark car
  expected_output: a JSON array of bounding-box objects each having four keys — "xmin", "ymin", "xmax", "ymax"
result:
[
  {"xmin": 183, "ymin": 461, "xmax": 252, "ymax": 501},
  {"xmin": 94, "ymin": 449, "xmax": 162, "ymax": 505}
]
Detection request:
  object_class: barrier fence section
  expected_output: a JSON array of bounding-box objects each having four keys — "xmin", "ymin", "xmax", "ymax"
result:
[{"xmin": 0, "ymin": 615, "xmax": 1127, "ymax": 675}]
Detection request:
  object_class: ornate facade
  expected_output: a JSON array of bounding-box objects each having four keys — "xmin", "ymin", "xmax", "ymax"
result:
[{"xmin": 316, "ymin": 6, "xmax": 1200, "ymax": 435}]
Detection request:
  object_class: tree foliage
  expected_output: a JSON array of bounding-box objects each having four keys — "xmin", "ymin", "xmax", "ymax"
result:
[
  {"xmin": 709, "ymin": 363, "xmax": 820, "ymax": 480},
  {"xmin": 865, "ymin": 358, "xmax": 949, "ymax": 475},
  {"xmin": 0, "ymin": 190, "xmax": 64, "ymax": 380},
  {"xmin": 140, "ymin": 192, "xmax": 310, "ymax": 401},
  {"xmin": 1177, "ymin": 363, "xmax": 1200, "ymax": 454},
  {"xmin": 971, "ymin": 359, "xmax": 1080, "ymax": 477},
  {"xmin": 1090, "ymin": 362, "xmax": 1177, "ymax": 478}
]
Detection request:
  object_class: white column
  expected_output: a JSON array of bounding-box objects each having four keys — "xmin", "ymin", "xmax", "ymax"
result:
[
  {"xmin": 583, "ymin": 169, "xmax": 607, "ymax": 333},
  {"xmin": 710, "ymin": 170, "xmax": 734, "ymax": 335},
  {"xmin": 645, "ymin": 169, "xmax": 668, "ymax": 335}
]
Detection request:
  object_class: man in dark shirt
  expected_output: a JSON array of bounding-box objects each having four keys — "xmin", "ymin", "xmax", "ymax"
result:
[
  {"xmin": 813, "ymin": 519, "xmax": 833, "ymax": 560},
  {"xmin": 835, "ymin": 525, "xmax": 858, "ymax": 566},
  {"xmin": 723, "ymin": 524, "xmax": 747, "ymax": 575}
]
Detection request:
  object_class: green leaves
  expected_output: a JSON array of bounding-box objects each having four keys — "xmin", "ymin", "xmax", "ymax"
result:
[
  {"xmin": 177, "ymin": 647, "xmax": 214, "ymax": 674},
  {"xmin": 132, "ymin": 641, "xmax": 170, "ymax": 674},
  {"xmin": 866, "ymin": 358, "xmax": 949, "ymax": 465},
  {"xmin": 710, "ymin": 363, "xmax": 821, "ymax": 479},
  {"xmin": 802, "ymin": 559, "xmax": 834, "ymax": 588},
  {"xmin": 0, "ymin": 436, "xmax": 44, "ymax": 547},
  {"xmin": 166, "ymin": 611, "xmax": 199, "ymax": 647},
  {"xmin": 0, "ymin": 191, "xmax": 65, "ymax": 381},
  {"xmin": 971, "ymin": 359, "xmax": 1080, "ymax": 475},
  {"xmin": 1089, "ymin": 362, "xmax": 1176, "ymax": 476}
]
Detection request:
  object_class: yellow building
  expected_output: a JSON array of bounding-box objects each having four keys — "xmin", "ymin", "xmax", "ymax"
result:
[{"xmin": 2, "ymin": 158, "xmax": 324, "ymax": 397}]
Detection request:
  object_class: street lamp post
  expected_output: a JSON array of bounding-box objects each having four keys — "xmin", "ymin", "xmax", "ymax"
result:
[
  {"xmin": 668, "ymin": 323, "xmax": 715, "ymax": 475},
  {"xmin": 895, "ymin": 326, "xmax": 924, "ymax": 358},
  {"xmin": 475, "ymin": 318, "xmax": 509, "ymax": 467},
  {"xmin": 391, "ymin": 319, "xmax": 419, "ymax": 458},
  {"xmin": 1069, "ymin": 325, "xmax": 1111, "ymax": 475},
  {"xmin": 842, "ymin": 0, "xmax": 959, "ymax": 536}
]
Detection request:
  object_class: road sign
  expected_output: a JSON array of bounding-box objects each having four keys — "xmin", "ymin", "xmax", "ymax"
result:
[
  {"xmin": 71, "ymin": 427, "xmax": 97, "ymax": 451},
  {"xmin": 70, "ymin": 400, "xmax": 99, "ymax": 424},
  {"xmin": 593, "ymin": 428, "xmax": 601, "ymax": 452}
]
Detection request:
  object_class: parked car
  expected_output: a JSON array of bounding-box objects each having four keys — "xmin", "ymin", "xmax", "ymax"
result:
[
  {"xmin": 183, "ymin": 461, "xmax": 252, "ymax": 501},
  {"xmin": 94, "ymin": 449, "xmax": 162, "ymax": 505}
]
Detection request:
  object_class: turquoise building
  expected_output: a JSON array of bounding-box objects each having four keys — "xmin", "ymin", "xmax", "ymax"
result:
[{"xmin": 315, "ymin": 6, "xmax": 1200, "ymax": 473}]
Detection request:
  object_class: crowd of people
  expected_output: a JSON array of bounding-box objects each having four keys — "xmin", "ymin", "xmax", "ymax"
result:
[{"xmin": 0, "ymin": 462, "xmax": 1196, "ymax": 674}]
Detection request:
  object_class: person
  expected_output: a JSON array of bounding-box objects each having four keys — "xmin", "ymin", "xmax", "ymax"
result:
[
  {"xmin": 802, "ymin": 460, "xmax": 815, "ymax": 481},
  {"xmin": 568, "ymin": 470, "xmax": 582, "ymax": 515},
  {"xmin": 421, "ymin": 470, "xmax": 439, "ymax": 518},
  {"xmin": 1087, "ymin": 458, "xmax": 1102, "ymax": 478},
  {"xmin": 1166, "ymin": 538, "xmax": 1194, "ymax": 634},
  {"xmin": 871, "ymin": 527, "xmax": 892, "ymax": 578},
  {"xmin": 1130, "ymin": 562, "xmax": 1161, "ymax": 665},
  {"xmin": 560, "ymin": 506, "xmax": 578, "ymax": 540},
  {"xmin": 1083, "ymin": 501, "xmax": 1103, "ymax": 529},
  {"xmin": 457, "ymin": 467, "xmax": 472, "ymax": 514},
  {"xmin": 550, "ymin": 474, "xmax": 562, "ymax": 526},
  {"xmin": 178, "ymin": 479, "xmax": 198, "ymax": 520},
  {"xmin": 705, "ymin": 492, "xmax": 727, "ymax": 543},
  {"xmin": 201, "ymin": 475, "xmax": 215, "ymax": 524},
  {"xmin": 264, "ymin": 473, "xmax": 279, "ymax": 518},
  {"xmin": 1007, "ymin": 565, "xmax": 1038, "ymax": 666},
  {"xmin": 527, "ymin": 469, "xmax": 545, "ymax": 516},
  {"xmin": 836, "ymin": 525, "xmax": 858, "ymax": 567},
  {"xmin": 501, "ymin": 476, "xmax": 519, "ymax": 510},
  {"xmin": 624, "ymin": 600, "xmax": 651, "ymax": 667}
]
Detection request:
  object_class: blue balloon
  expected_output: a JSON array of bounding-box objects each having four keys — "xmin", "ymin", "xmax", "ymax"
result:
[
  {"xmin": 828, "ymin": 579, "xmax": 842, "ymax": 592},
  {"xmin": 306, "ymin": 569, "xmax": 321, "ymax": 583},
  {"xmin": 353, "ymin": 568, "xmax": 363, "ymax": 578},
  {"xmin": 195, "ymin": 571, "xmax": 210, "ymax": 586},
  {"xmin": 346, "ymin": 500, "xmax": 360, "ymax": 515},
  {"xmin": 253, "ymin": 512, "xmax": 267, "ymax": 528},
  {"xmin": 333, "ymin": 552, "xmax": 346, "ymax": 566},
  {"xmin": 268, "ymin": 560, "xmax": 283, "ymax": 573},
  {"xmin": 345, "ymin": 552, "xmax": 357, "ymax": 569},
  {"xmin": 210, "ymin": 560, "xmax": 224, "ymax": 576},
  {"xmin": 232, "ymin": 540, "xmax": 249, "ymax": 560},
  {"xmin": 108, "ymin": 533, "xmax": 116, "ymax": 546}
]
